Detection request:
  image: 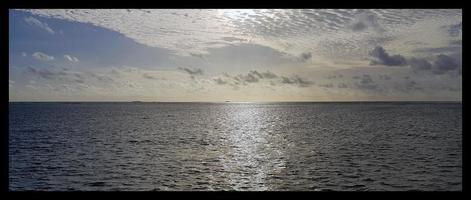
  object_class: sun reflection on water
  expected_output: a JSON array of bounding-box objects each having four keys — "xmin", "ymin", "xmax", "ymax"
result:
[{"xmin": 219, "ymin": 104, "xmax": 287, "ymax": 190}]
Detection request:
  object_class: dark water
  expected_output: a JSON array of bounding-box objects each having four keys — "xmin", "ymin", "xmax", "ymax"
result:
[{"xmin": 9, "ymin": 102, "xmax": 462, "ymax": 191}]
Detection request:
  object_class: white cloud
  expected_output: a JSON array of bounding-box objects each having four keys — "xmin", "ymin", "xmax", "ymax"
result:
[
  {"xmin": 23, "ymin": 16, "xmax": 55, "ymax": 34},
  {"xmin": 21, "ymin": 9, "xmax": 461, "ymax": 62},
  {"xmin": 32, "ymin": 52, "xmax": 54, "ymax": 61},
  {"xmin": 21, "ymin": 52, "xmax": 27, "ymax": 57},
  {"xmin": 64, "ymin": 54, "xmax": 79, "ymax": 62}
]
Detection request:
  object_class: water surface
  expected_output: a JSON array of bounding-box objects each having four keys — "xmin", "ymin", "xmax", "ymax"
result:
[{"xmin": 9, "ymin": 102, "xmax": 462, "ymax": 191}]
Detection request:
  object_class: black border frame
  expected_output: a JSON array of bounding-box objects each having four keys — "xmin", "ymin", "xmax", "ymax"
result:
[{"xmin": 1, "ymin": 0, "xmax": 466, "ymax": 197}]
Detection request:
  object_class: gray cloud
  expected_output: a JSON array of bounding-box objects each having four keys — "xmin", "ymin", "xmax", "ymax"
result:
[
  {"xmin": 393, "ymin": 80, "xmax": 423, "ymax": 93},
  {"xmin": 178, "ymin": 67, "xmax": 204, "ymax": 76},
  {"xmin": 32, "ymin": 52, "xmax": 54, "ymax": 61},
  {"xmin": 213, "ymin": 77, "xmax": 228, "ymax": 85},
  {"xmin": 351, "ymin": 21, "xmax": 367, "ymax": 31},
  {"xmin": 26, "ymin": 66, "xmax": 70, "ymax": 81},
  {"xmin": 441, "ymin": 86, "xmax": 461, "ymax": 92},
  {"xmin": 299, "ymin": 52, "xmax": 312, "ymax": 62},
  {"xmin": 412, "ymin": 46, "xmax": 462, "ymax": 54},
  {"xmin": 319, "ymin": 83, "xmax": 334, "ymax": 88},
  {"xmin": 215, "ymin": 70, "xmax": 311, "ymax": 88},
  {"xmin": 22, "ymin": 9, "xmax": 461, "ymax": 63},
  {"xmin": 259, "ymin": 70, "xmax": 278, "ymax": 79},
  {"xmin": 97, "ymin": 76, "xmax": 113, "ymax": 83},
  {"xmin": 369, "ymin": 46, "xmax": 407, "ymax": 66},
  {"xmin": 337, "ymin": 83, "xmax": 349, "ymax": 88},
  {"xmin": 189, "ymin": 53, "xmax": 204, "ymax": 59},
  {"xmin": 24, "ymin": 16, "xmax": 55, "ymax": 34},
  {"xmin": 409, "ymin": 54, "xmax": 460, "ymax": 75},
  {"xmin": 239, "ymin": 73, "xmax": 259, "ymax": 83},
  {"xmin": 326, "ymin": 74, "xmax": 344, "ymax": 79},
  {"xmin": 280, "ymin": 75, "xmax": 314, "ymax": 87},
  {"xmin": 450, "ymin": 40, "xmax": 462, "ymax": 46},
  {"xmin": 222, "ymin": 36, "xmax": 246, "ymax": 42},
  {"xmin": 408, "ymin": 59, "xmax": 426, "ymax": 71},
  {"xmin": 83, "ymin": 69, "xmax": 114, "ymax": 83},
  {"xmin": 432, "ymin": 54, "xmax": 459, "ymax": 74},
  {"xmin": 378, "ymin": 74, "xmax": 392, "ymax": 80},
  {"xmin": 92, "ymin": 72, "xmax": 114, "ymax": 83},
  {"xmin": 371, "ymin": 46, "xmax": 461, "ymax": 75},
  {"xmin": 349, "ymin": 13, "xmax": 384, "ymax": 32},
  {"xmin": 232, "ymin": 70, "xmax": 279, "ymax": 85},
  {"xmin": 356, "ymin": 74, "xmax": 379, "ymax": 91},
  {"xmin": 24, "ymin": 66, "xmax": 94, "ymax": 86},
  {"xmin": 405, "ymin": 81, "xmax": 422, "ymax": 91},
  {"xmin": 246, "ymin": 70, "xmax": 278, "ymax": 80},
  {"xmin": 64, "ymin": 54, "xmax": 79, "ymax": 62},
  {"xmin": 142, "ymin": 73, "xmax": 159, "ymax": 80},
  {"xmin": 281, "ymin": 76, "xmax": 295, "ymax": 84},
  {"xmin": 447, "ymin": 22, "xmax": 462, "ymax": 37},
  {"xmin": 250, "ymin": 70, "xmax": 263, "ymax": 79}
]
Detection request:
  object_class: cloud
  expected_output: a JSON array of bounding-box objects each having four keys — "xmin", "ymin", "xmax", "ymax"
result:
[
  {"xmin": 189, "ymin": 53, "xmax": 204, "ymax": 59},
  {"xmin": 32, "ymin": 52, "xmax": 54, "ymax": 61},
  {"xmin": 412, "ymin": 46, "xmax": 462, "ymax": 54},
  {"xmin": 178, "ymin": 67, "xmax": 203, "ymax": 76},
  {"xmin": 378, "ymin": 74, "xmax": 392, "ymax": 80},
  {"xmin": 213, "ymin": 77, "xmax": 228, "ymax": 85},
  {"xmin": 213, "ymin": 70, "xmax": 310, "ymax": 89},
  {"xmin": 369, "ymin": 46, "xmax": 407, "ymax": 66},
  {"xmin": 64, "ymin": 54, "xmax": 79, "ymax": 62},
  {"xmin": 237, "ymin": 73, "xmax": 259, "ymax": 83},
  {"xmin": 24, "ymin": 16, "xmax": 55, "ymax": 34},
  {"xmin": 142, "ymin": 73, "xmax": 159, "ymax": 80},
  {"xmin": 447, "ymin": 22, "xmax": 462, "ymax": 37},
  {"xmin": 355, "ymin": 74, "xmax": 379, "ymax": 91},
  {"xmin": 21, "ymin": 9, "xmax": 461, "ymax": 61},
  {"xmin": 260, "ymin": 70, "xmax": 278, "ymax": 79},
  {"xmin": 21, "ymin": 52, "xmax": 27, "ymax": 57},
  {"xmin": 326, "ymin": 74, "xmax": 343, "ymax": 79},
  {"xmin": 351, "ymin": 21, "xmax": 367, "ymax": 31},
  {"xmin": 432, "ymin": 54, "xmax": 459, "ymax": 74},
  {"xmin": 222, "ymin": 36, "xmax": 246, "ymax": 42},
  {"xmin": 370, "ymin": 46, "xmax": 461, "ymax": 75},
  {"xmin": 393, "ymin": 80, "xmax": 423, "ymax": 93},
  {"xmin": 337, "ymin": 83, "xmax": 348, "ymax": 88},
  {"xmin": 235, "ymin": 70, "xmax": 278, "ymax": 80},
  {"xmin": 450, "ymin": 40, "xmax": 462, "ymax": 46},
  {"xmin": 26, "ymin": 66, "xmax": 62, "ymax": 80},
  {"xmin": 349, "ymin": 12, "xmax": 384, "ymax": 32},
  {"xmin": 241, "ymin": 70, "xmax": 278, "ymax": 81},
  {"xmin": 409, "ymin": 57, "xmax": 432, "ymax": 71},
  {"xmin": 249, "ymin": 70, "xmax": 263, "ymax": 79},
  {"xmin": 299, "ymin": 52, "xmax": 312, "ymax": 62},
  {"xmin": 25, "ymin": 66, "xmax": 88, "ymax": 85},
  {"xmin": 441, "ymin": 86, "xmax": 460, "ymax": 92},
  {"xmin": 319, "ymin": 83, "xmax": 334, "ymax": 88},
  {"xmin": 96, "ymin": 75, "xmax": 114, "ymax": 83},
  {"xmin": 409, "ymin": 54, "xmax": 461, "ymax": 75},
  {"xmin": 280, "ymin": 75, "xmax": 314, "ymax": 87}
]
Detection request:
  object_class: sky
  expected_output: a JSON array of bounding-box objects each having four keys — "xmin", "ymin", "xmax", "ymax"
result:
[{"xmin": 9, "ymin": 9, "xmax": 462, "ymax": 102}]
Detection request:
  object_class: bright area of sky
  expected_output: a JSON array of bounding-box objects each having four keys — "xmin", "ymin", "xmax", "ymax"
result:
[{"xmin": 9, "ymin": 9, "xmax": 462, "ymax": 102}]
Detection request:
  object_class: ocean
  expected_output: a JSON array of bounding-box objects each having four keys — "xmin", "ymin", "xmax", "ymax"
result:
[{"xmin": 9, "ymin": 102, "xmax": 462, "ymax": 191}]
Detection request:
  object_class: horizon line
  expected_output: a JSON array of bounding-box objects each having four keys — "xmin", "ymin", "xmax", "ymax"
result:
[{"xmin": 8, "ymin": 100, "xmax": 463, "ymax": 103}]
